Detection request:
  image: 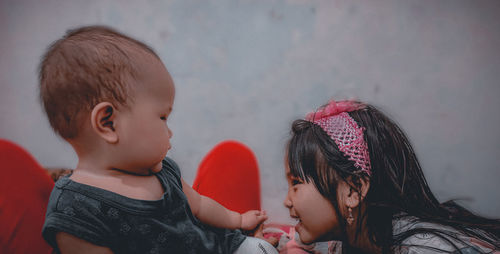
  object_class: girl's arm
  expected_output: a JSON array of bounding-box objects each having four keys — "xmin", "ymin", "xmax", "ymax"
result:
[
  {"xmin": 56, "ymin": 232, "xmax": 113, "ymax": 254},
  {"xmin": 181, "ymin": 178, "xmax": 267, "ymax": 230}
]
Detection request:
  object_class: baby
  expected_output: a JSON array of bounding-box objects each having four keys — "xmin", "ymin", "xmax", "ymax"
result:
[{"xmin": 40, "ymin": 25, "xmax": 277, "ymax": 254}]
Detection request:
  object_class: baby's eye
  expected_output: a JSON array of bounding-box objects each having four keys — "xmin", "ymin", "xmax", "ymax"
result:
[{"xmin": 160, "ymin": 116, "xmax": 167, "ymax": 121}]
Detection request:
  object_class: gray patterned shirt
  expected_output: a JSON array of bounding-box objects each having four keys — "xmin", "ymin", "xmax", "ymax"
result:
[{"xmin": 42, "ymin": 158, "xmax": 246, "ymax": 253}]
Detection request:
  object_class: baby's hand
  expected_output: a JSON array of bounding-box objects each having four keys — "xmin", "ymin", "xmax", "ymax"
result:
[{"xmin": 240, "ymin": 210, "xmax": 268, "ymax": 231}]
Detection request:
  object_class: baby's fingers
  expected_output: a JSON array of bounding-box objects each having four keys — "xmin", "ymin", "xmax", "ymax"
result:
[{"xmin": 256, "ymin": 210, "xmax": 268, "ymax": 223}]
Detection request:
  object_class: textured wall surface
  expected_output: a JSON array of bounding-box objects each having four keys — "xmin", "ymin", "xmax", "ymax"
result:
[{"xmin": 1, "ymin": 0, "xmax": 499, "ymax": 224}]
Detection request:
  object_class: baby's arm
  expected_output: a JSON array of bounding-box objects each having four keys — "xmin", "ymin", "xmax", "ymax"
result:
[
  {"xmin": 56, "ymin": 232, "xmax": 113, "ymax": 254},
  {"xmin": 181, "ymin": 178, "xmax": 267, "ymax": 231}
]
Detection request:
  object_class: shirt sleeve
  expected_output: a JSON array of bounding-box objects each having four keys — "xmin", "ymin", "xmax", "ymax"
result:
[
  {"xmin": 162, "ymin": 157, "xmax": 183, "ymax": 188},
  {"xmin": 399, "ymin": 233, "xmax": 484, "ymax": 254},
  {"xmin": 42, "ymin": 186, "xmax": 111, "ymax": 249}
]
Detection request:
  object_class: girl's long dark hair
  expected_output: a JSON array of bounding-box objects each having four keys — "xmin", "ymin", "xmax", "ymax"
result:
[{"xmin": 287, "ymin": 103, "xmax": 499, "ymax": 253}]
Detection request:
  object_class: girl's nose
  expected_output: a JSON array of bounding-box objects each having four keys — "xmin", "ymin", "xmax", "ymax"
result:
[{"xmin": 283, "ymin": 194, "xmax": 292, "ymax": 208}]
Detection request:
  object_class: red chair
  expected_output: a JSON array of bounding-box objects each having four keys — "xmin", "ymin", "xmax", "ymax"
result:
[
  {"xmin": 0, "ymin": 139, "xmax": 54, "ymax": 254},
  {"xmin": 193, "ymin": 140, "xmax": 261, "ymax": 213},
  {"xmin": 193, "ymin": 140, "xmax": 321, "ymax": 253}
]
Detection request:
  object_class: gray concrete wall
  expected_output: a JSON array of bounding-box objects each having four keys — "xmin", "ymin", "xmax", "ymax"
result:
[{"xmin": 1, "ymin": 0, "xmax": 499, "ymax": 224}]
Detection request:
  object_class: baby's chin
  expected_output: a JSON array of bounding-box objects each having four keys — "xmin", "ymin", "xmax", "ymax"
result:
[{"xmin": 150, "ymin": 161, "xmax": 163, "ymax": 174}]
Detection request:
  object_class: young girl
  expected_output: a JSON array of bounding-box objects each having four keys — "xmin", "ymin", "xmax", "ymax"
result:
[{"xmin": 283, "ymin": 99, "xmax": 499, "ymax": 253}]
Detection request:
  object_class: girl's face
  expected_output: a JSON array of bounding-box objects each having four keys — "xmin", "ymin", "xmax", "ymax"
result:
[{"xmin": 283, "ymin": 161, "xmax": 341, "ymax": 244}]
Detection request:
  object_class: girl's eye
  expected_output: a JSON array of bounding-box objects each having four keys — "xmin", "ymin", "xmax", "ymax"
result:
[{"xmin": 291, "ymin": 179, "xmax": 302, "ymax": 186}]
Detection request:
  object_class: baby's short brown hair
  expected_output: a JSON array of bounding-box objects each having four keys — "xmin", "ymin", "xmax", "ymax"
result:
[{"xmin": 39, "ymin": 25, "xmax": 160, "ymax": 139}]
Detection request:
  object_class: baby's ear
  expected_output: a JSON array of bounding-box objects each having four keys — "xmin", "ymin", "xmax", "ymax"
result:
[{"xmin": 91, "ymin": 102, "xmax": 118, "ymax": 144}]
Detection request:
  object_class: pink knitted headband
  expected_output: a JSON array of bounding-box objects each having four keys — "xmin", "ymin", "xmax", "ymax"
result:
[{"xmin": 305, "ymin": 100, "xmax": 372, "ymax": 176}]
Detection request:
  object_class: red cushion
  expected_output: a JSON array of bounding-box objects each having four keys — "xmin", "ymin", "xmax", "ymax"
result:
[
  {"xmin": 193, "ymin": 140, "xmax": 261, "ymax": 213},
  {"xmin": 0, "ymin": 139, "xmax": 54, "ymax": 254}
]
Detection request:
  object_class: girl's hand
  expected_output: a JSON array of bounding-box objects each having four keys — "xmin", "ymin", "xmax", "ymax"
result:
[
  {"xmin": 253, "ymin": 223, "xmax": 279, "ymax": 247},
  {"xmin": 240, "ymin": 210, "xmax": 268, "ymax": 231}
]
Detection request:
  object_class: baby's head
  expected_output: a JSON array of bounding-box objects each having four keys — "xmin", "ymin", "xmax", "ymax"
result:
[
  {"xmin": 39, "ymin": 26, "xmax": 175, "ymax": 174},
  {"xmin": 39, "ymin": 25, "xmax": 163, "ymax": 139}
]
